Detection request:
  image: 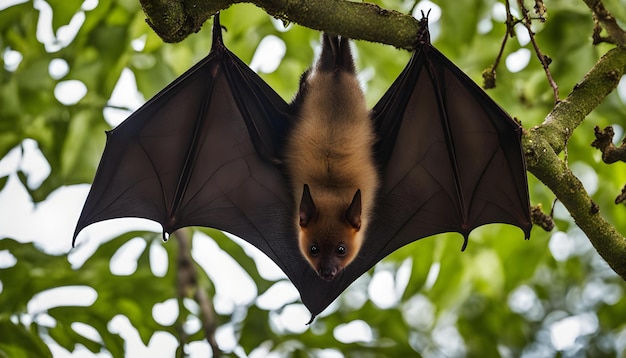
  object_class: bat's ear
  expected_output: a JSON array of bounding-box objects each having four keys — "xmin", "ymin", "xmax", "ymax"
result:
[
  {"xmin": 345, "ymin": 189, "xmax": 362, "ymax": 230},
  {"xmin": 299, "ymin": 184, "xmax": 317, "ymax": 227}
]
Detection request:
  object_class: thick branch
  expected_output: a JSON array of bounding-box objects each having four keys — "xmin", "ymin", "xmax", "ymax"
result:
[
  {"xmin": 534, "ymin": 46, "xmax": 626, "ymax": 153},
  {"xmin": 524, "ymin": 130, "xmax": 626, "ymax": 279},
  {"xmin": 524, "ymin": 45, "xmax": 626, "ymax": 280},
  {"xmin": 139, "ymin": 0, "xmax": 420, "ymax": 47}
]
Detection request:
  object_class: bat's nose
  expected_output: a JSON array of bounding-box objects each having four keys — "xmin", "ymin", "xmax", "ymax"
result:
[{"xmin": 319, "ymin": 267, "xmax": 337, "ymax": 281}]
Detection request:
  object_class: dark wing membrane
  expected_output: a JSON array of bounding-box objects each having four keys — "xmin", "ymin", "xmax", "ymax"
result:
[
  {"xmin": 73, "ymin": 15, "xmax": 532, "ymax": 321},
  {"xmin": 301, "ymin": 40, "xmax": 535, "ymax": 318},
  {"xmin": 428, "ymin": 46, "xmax": 531, "ymax": 237},
  {"xmin": 72, "ymin": 16, "xmax": 344, "ymax": 319},
  {"xmin": 292, "ymin": 41, "xmax": 533, "ymax": 319},
  {"xmin": 367, "ymin": 43, "xmax": 531, "ymax": 263},
  {"xmin": 72, "ymin": 18, "xmax": 303, "ymax": 281},
  {"xmin": 72, "ymin": 52, "xmax": 223, "ymax": 241}
]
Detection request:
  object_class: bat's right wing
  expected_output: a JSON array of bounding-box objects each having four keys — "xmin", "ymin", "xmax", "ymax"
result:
[
  {"xmin": 367, "ymin": 16, "xmax": 532, "ymax": 261},
  {"xmin": 300, "ymin": 17, "xmax": 534, "ymax": 320}
]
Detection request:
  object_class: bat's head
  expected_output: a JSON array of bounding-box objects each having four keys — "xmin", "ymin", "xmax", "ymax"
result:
[{"xmin": 297, "ymin": 184, "xmax": 363, "ymax": 281}]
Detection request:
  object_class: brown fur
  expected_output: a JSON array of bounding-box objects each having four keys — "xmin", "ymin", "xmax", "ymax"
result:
[{"xmin": 285, "ymin": 36, "xmax": 379, "ymax": 280}]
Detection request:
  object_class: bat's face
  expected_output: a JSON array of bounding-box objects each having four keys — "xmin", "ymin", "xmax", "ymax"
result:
[
  {"xmin": 298, "ymin": 223, "xmax": 362, "ymax": 281},
  {"xmin": 297, "ymin": 186, "xmax": 364, "ymax": 281}
]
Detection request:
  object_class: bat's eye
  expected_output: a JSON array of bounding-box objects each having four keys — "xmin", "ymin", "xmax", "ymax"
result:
[
  {"xmin": 310, "ymin": 245, "xmax": 319, "ymax": 256},
  {"xmin": 336, "ymin": 245, "xmax": 346, "ymax": 256}
]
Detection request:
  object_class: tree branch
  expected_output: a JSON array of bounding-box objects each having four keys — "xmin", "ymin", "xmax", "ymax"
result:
[
  {"xmin": 616, "ymin": 185, "xmax": 626, "ymax": 205},
  {"xmin": 582, "ymin": 0, "xmax": 626, "ymax": 47},
  {"xmin": 534, "ymin": 46, "xmax": 626, "ymax": 153},
  {"xmin": 175, "ymin": 229, "xmax": 220, "ymax": 357},
  {"xmin": 524, "ymin": 130, "xmax": 626, "ymax": 279},
  {"xmin": 517, "ymin": 0, "xmax": 560, "ymax": 103},
  {"xmin": 592, "ymin": 126, "xmax": 626, "ymax": 163},
  {"xmin": 530, "ymin": 204, "xmax": 555, "ymax": 231},
  {"xmin": 482, "ymin": 0, "xmax": 516, "ymax": 89},
  {"xmin": 139, "ymin": 0, "xmax": 420, "ymax": 47},
  {"xmin": 524, "ymin": 45, "xmax": 626, "ymax": 280}
]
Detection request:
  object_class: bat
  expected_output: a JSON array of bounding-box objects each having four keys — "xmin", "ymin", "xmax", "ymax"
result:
[
  {"xmin": 73, "ymin": 13, "xmax": 532, "ymax": 321},
  {"xmin": 285, "ymin": 34, "xmax": 380, "ymax": 281}
]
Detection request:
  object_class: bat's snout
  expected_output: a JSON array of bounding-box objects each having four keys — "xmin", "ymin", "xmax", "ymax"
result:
[{"xmin": 318, "ymin": 266, "xmax": 338, "ymax": 281}]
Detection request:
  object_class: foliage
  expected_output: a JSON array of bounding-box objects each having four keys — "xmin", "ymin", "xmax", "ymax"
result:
[{"xmin": 1, "ymin": 0, "xmax": 626, "ymax": 357}]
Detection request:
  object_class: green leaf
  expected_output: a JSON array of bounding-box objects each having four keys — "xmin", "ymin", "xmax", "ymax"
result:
[
  {"xmin": 0, "ymin": 320, "xmax": 51, "ymax": 358},
  {"xmin": 46, "ymin": 0, "xmax": 84, "ymax": 33},
  {"xmin": 0, "ymin": 176, "xmax": 8, "ymax": 192}
]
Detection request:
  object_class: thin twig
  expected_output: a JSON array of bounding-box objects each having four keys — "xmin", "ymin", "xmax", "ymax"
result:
[
  {"xmin": 616, "ymin": 184, "xmax": 626, "ymax": 205},
  {"xmin": 408, "ymin": 0, "xmax": 419, "ymax": 17},
  {"xmin": 175, "ymin": 233, "xmax": 189, "ymax": 357},
  {"xmin": 533, "ymin": 0, "xmax": 546, "ymax": 21},
  {"xmin": 583, "ymin": 0, "xmax": 626, "ymax": 47},
  {"xmin": 482, "ymin": 0, "xmax": 517, "ymax": 89},
  {"xmin": 504, "ymin": 0, "xmax": 517, "ymax": 42},
  {"xmin": 175, "ymin": 229, "xmax": 220, "ymax": 357},
  {"xmin": 517, "ymin": 0, "xmax": 559, "ymax": 103},
  {"xmin": 104, "ymin": 104, "xmax": 135, "ymax": 111},
  {"xmin": 530, "ymin": 204, "xmax": 555, "ymax": 231},
  {"xmin": 593, "ymin": 19, "xmax": 616, "ymax": 45},
  {"xmin": 591, "ymin": 126, "xmax": 626, "ymax": 164}
]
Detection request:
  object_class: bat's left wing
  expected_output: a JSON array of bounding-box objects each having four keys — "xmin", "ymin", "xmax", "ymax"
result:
[{"xmin": 73, "ymin": 14, "xmax": 307, "ymax": 282}]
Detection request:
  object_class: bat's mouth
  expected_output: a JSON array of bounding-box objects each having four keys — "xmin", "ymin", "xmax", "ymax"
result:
[{"xmin": 318, "ymin": 267, "xmax": 338, "ymax": 281}]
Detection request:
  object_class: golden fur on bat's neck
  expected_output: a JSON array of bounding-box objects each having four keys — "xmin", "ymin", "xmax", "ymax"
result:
[{"xmin": 285, "ymin": 66, "xmax": 380, "ymax": 259}]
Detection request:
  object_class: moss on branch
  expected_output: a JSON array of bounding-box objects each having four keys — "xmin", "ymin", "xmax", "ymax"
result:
[
  {"xmin": 535, "ymin": 46, "xmax": 626, "ymax": 154},
  {"xmin": 139, "ymin": 0, "xmax": 420, "ymax": 47},
  {"xmin": 524, "ymin": 46, "xmax": 626, "ymax": 279}
]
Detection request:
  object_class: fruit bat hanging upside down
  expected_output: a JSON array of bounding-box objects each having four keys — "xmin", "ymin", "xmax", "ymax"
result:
[{"xmin": 73, "ymin": 13, "xmax": 531, "ymax": 320}]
